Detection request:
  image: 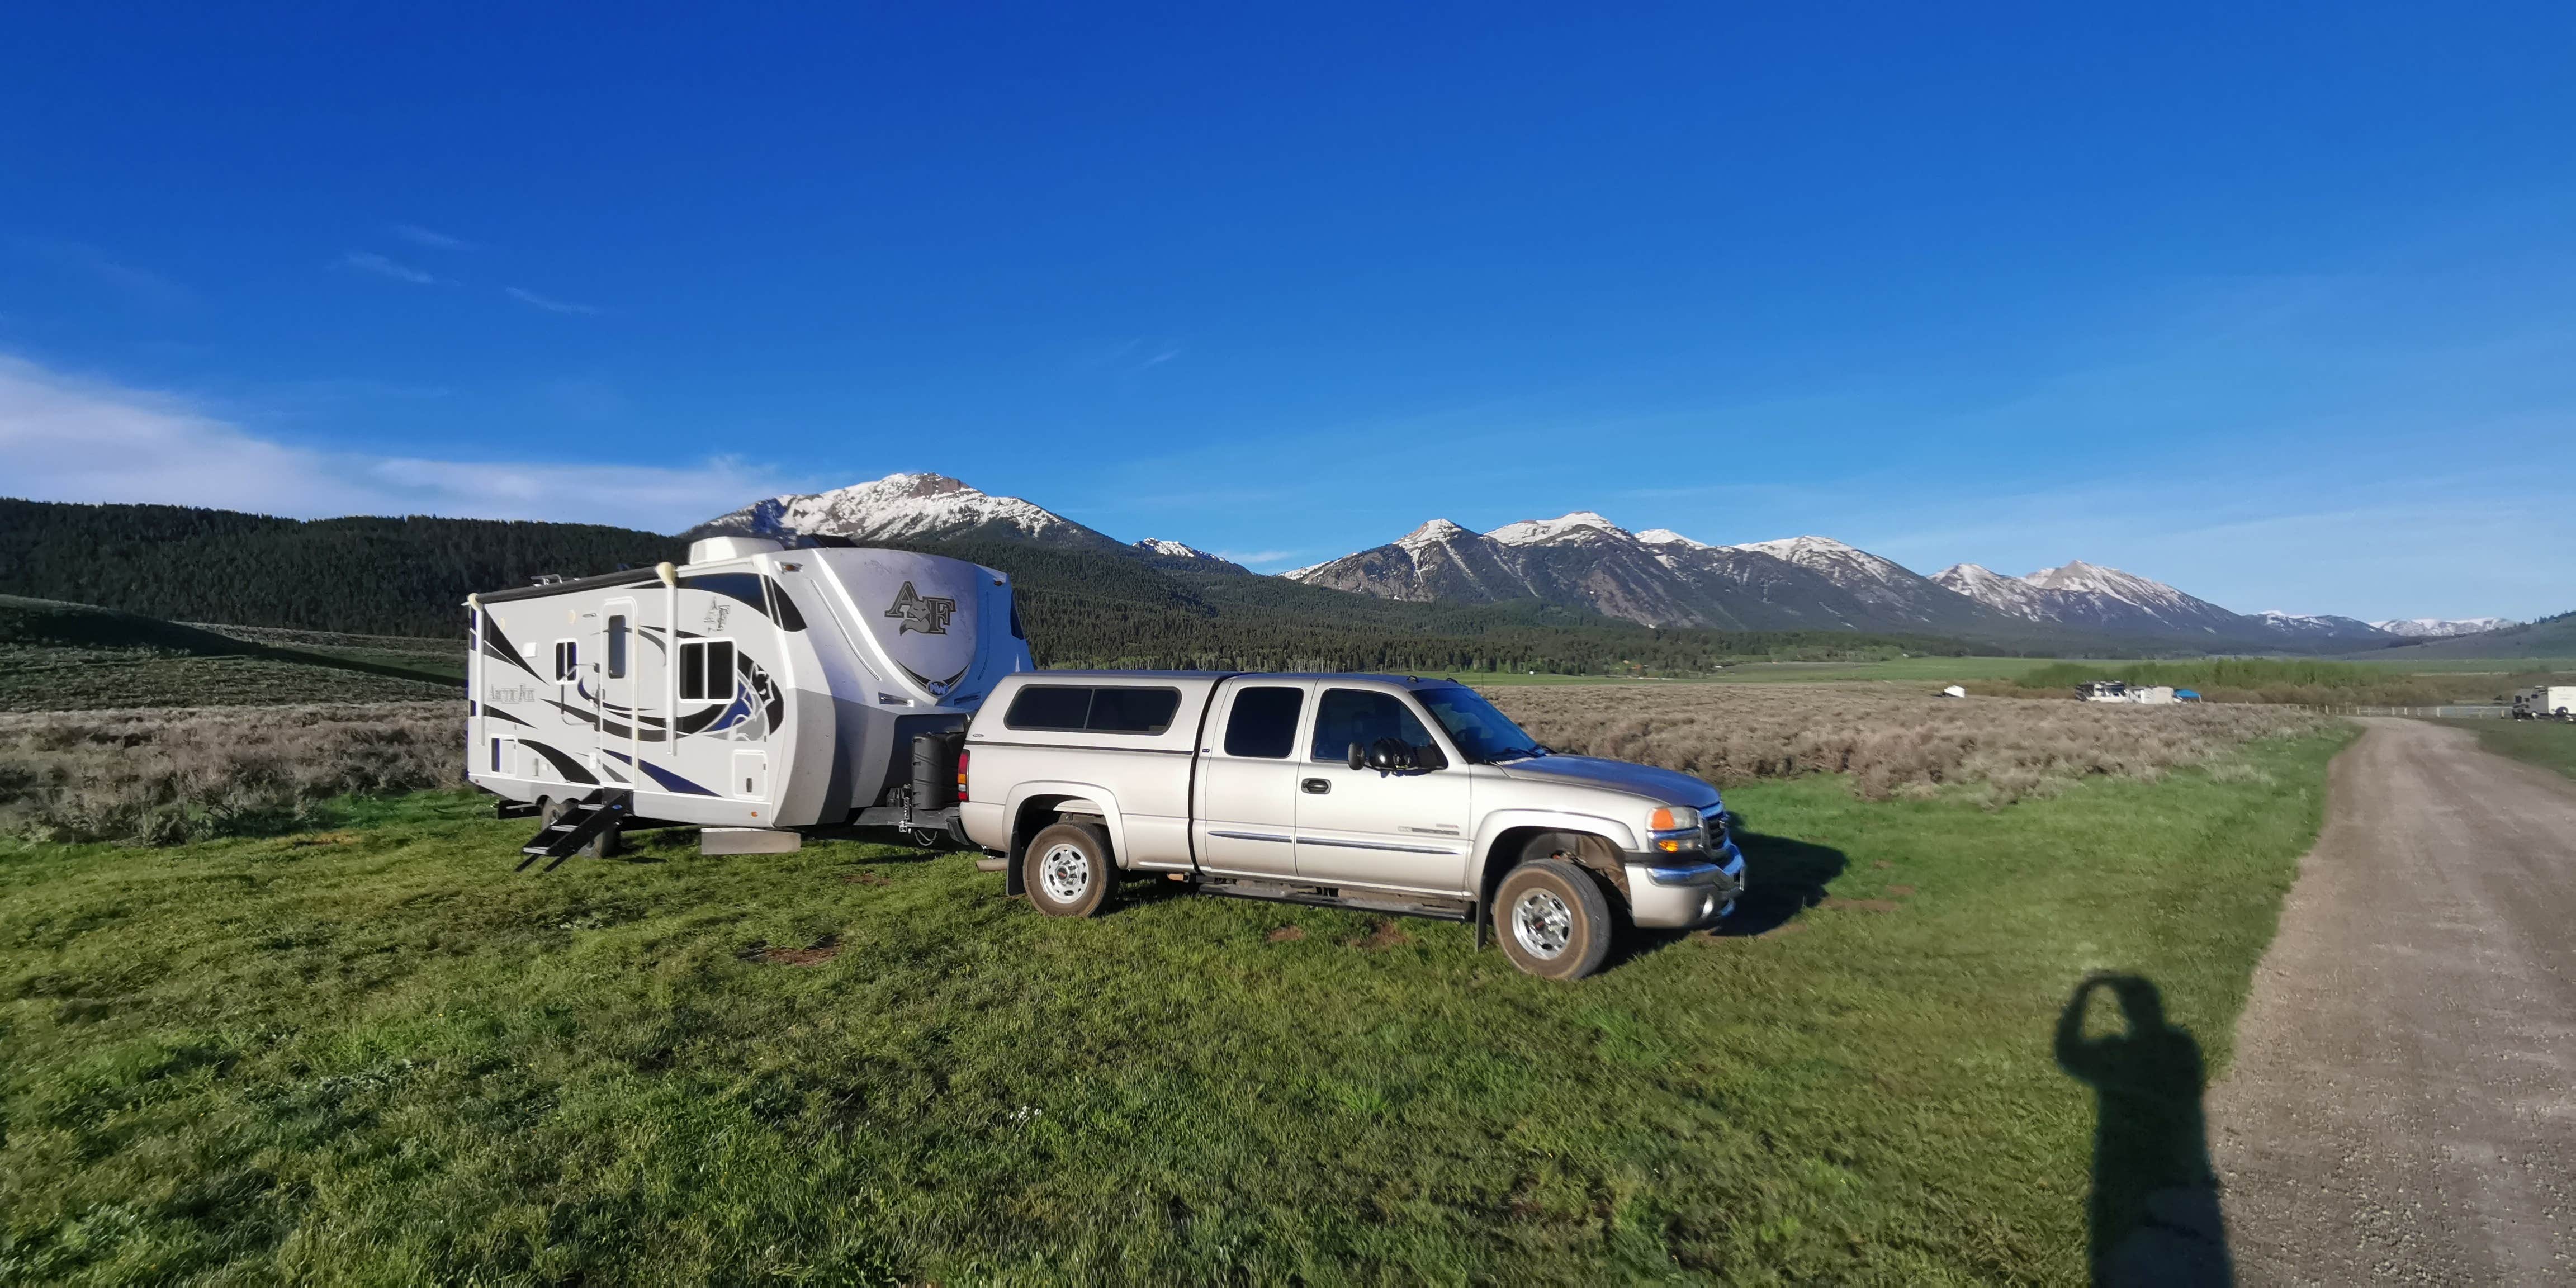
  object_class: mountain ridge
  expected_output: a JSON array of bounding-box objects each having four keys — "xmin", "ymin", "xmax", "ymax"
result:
[{"xmin": 679, "ymin": 477, "xmax": 2504, "ymax": 651}]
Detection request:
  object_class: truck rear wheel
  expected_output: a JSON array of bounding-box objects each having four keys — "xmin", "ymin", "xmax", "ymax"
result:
[
  {"xmin": 1023, "ymin": 821, "xmax": 1116, "ymax": 918},
  {"xmin": 1494, "ymin": 859, "xmax": 1612, "ymax": 980}
]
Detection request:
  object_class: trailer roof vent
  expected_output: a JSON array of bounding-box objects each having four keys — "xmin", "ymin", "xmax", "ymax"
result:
[{"xmin": 689, "ymin": 535, "xmax": 788, "ymax": 564}]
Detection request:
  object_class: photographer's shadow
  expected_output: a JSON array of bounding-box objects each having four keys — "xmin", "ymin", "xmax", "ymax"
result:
[{"xmin": 2055, "ymin": 973, "xmax": 2234, "ymax": 1287}]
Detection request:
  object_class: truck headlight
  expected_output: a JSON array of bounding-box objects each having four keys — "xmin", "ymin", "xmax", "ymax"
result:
[{"xmin": 1647, "ymin": 806, "xmax": 1704, "ymax": 853}]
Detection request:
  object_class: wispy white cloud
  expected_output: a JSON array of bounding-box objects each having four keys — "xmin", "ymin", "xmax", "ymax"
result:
[
  {"xmin": 8, "ymin": 236, "xmax": 193, "ymax": 310},
  {"xmin": 338, "ymin": 250, "xmax": 441, "ymax": 285},
  {"xmin": 1216, "ymin": 548, "xmax": 1304, "ymax": 567},
  {"xmin": 506, "ymin": 286, "xmax": 602, "ymax": 315},
  {"xmin": 392, "ymin": 223, "xmax": 471, "ymax": 250},
  {"xmin": 0, "ymin": 352, "xmax": 788, "ymax": 532}
]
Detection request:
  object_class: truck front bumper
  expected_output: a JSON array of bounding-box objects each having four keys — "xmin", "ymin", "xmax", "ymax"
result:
[{"xmin": 1622, "ymin": 840, "xmax": 1746, "ymax": 929}]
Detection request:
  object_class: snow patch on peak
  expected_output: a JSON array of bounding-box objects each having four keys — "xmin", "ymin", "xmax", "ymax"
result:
[
  {"xmin": 1486, "ymin": 511, "xmax": 1628, "ymax": 546},
  {"xmin": 709, "ymin": 471, "xmax": 1088, "ymax": 543},
  {"xmin": 1136, "ymin": 538, "xmax": 1220, "ymax": 561},
  {"xmin": 1635, "ymin": 528, "xmax": 1711, "ymax": 549},
  {"xmin": 1398, "ymin": 518, "xmax": 1473, "ymax": 551},
  {"xmin": 1727, "ymin": 534, "xmax": 1860, "ymax": 560},
  {"xmin": 2021, "ymin": 561, "xmax": 2187, "ymax": 607},
  {"xmin": 2373, "ymin": 616, "xmax": 2515, "ymax": 638}
]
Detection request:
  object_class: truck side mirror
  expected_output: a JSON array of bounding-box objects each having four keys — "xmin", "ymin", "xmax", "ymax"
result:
[
  {"xmin": 1363, "ymin": 737, "xmax": 1416, "ymax": 772},
  {"xmin": 1346, "ymin": 741, "xmax": 1367, "ymax": 771}
]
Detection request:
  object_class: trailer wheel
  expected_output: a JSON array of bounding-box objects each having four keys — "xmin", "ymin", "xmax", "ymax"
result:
[
  {"xmin": 1493, "ymin": 859, "xmax": 1613, "ymax": 981},
  {"xmin": 1023, "ymin": 822, "xmax": 1116, "ymax": 917}
]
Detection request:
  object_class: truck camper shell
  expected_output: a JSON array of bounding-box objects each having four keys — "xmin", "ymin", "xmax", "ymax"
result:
[{"xmin": 465, "ymin": 536, "xmax": 1034, "ymax": 853}]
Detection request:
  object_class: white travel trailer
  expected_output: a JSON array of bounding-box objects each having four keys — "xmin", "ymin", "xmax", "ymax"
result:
[{"xmin": 466, "ymin": 536, "xmax": 1034, "ymax": 865}]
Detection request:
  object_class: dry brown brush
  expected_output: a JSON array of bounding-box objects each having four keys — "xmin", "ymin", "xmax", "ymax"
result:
[
  {"xmin": 0, "ymin": 702, "xmax": 464, "ymax": 844},
  {"xmin": 1486, "ymin": 683, "xmax": 2332, "ymax": 804}
]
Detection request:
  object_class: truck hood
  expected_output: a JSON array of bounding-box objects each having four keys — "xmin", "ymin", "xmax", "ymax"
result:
[{"xmin": 1490, "ymin": 754, "xmax": 1719, "ymax": 809}]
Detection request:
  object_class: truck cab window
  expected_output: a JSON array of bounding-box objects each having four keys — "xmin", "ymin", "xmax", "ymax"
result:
[
  {"xmin": 1311, "ymin": 689, "xmax": 1434, "ymax": 763},
  {"xmin": 607, "ymin": 615, "xmax": 629, "ymax": 678},
  {"xmin": 1222, "ymin": 686, "xmax": 1304, "ymax": 759},
  {"xmin": 552, "ymin": 641, "xmax": 578, "ymax": 682},
  {"xmin": 679, "ymin": 640, "xmax": 736, "ymax": 702}
]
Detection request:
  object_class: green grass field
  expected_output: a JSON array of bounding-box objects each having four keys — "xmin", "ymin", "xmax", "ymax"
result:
[
  {"xmin": 0, "ymin": 728, "xmax": 2350, "ymax": 1283},
  {"xmin": 2344, "ymin": 656, "xmax": 2576, "ymax": 674},
  {"xmin": 1447, "ymin": 656, "xmax": 2087, "ymax": 687},
  {"xmin": 0, "ymin": 645, "xmax": 461, "ymax": 712},
  {"xmin": 0, "ymin": 599, "xmax": 462, "ymax": 712},
  {"xmin": 2435, "ymin": 717, "xmax": 2576, "ymax": 779}
]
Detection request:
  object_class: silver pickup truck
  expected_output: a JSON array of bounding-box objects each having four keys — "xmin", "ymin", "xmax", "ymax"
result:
[{"xmin": 956, "ymin": 671, "xmax": 1745, "ymax": 979}]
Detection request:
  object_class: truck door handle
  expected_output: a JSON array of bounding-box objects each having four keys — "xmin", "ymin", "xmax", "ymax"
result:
[{"xmin": 1301, "ymin": 778, "xmax": 1331, "ymax": 794}]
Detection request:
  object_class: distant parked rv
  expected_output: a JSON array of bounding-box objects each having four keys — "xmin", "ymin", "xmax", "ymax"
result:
[{"xmin": 2513, "ymin": 686, "xmax": 2576, "ymax": 721}]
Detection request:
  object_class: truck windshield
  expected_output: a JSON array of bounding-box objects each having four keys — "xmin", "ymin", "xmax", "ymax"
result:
[{"xmin": 1415, "ymin": 685, "xmax": 1547, "ymax": 763}]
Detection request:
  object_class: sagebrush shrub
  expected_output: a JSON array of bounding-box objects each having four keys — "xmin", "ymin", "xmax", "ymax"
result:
[
  {"xmin": 0, "ymin": 702, "xmax": 463, "ymax": 844},
  {"xmin": 1485, "ymin": 684, "xmax": 2328, "ymax": 804}
]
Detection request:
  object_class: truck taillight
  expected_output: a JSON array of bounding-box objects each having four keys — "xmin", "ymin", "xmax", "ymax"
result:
[{"xmin": 956, "ymin": 749, "xmax": 969, "ymax": 803}]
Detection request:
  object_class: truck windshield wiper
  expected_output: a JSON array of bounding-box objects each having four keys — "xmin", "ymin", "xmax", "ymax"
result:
[{"xmin": 1486, "ymin": 746, "xmax": 1545, "ymax": 763}]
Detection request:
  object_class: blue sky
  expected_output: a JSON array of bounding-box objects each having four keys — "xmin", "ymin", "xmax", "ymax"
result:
[{"xmin": 3, "ymin": 4, "xmax": 2572, "ymax": 621}]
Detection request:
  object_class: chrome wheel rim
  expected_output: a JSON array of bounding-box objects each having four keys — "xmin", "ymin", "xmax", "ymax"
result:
[
  {"xmin": 1511, "ymin": 888, "xmax": 1574, "ymax": 959},
  {"xmin": 1039, "ymin": 844, "xmax": 1092, "ymax": 903}
]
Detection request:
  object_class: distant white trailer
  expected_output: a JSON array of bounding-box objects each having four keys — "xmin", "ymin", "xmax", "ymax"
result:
[
  {"xmin": 2514, "ymin": 686, "xmax": 2576, "ymax": 721},
  {"xmin": 2129, "ymin": 686, "xmax": 2178, "ymax": 705},
  {"xmin": 466, "ymin": 536, "xmax": 1034, "ymax": 863}
]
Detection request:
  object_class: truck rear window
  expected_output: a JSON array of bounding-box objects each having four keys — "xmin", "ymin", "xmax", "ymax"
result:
[{"xmin": 1003, "ymin": 685, "xmax": 1183, "ymax": 735}]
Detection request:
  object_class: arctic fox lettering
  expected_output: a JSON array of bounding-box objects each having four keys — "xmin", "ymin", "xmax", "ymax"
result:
[{"xmin": 885, "ymin": 581, "xmax": 957, "ymax": 635}]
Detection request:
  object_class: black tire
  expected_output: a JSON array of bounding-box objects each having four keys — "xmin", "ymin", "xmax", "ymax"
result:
[
  {"xmin": 1022, "ymin": 821, "xmax": 1116, "ymax": 917},
  {"xmin": 1493, "ymin": 858, "xmax": 1614, "ymax": 981}
]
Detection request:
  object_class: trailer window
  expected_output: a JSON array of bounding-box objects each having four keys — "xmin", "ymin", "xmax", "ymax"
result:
[
  {"xmin": 606, "ymin": 616, "xmax": 629, "ymax": 678},
  {"xmin": 1223, "ymin": 686, "xmax": 1304, "ymax": 759},
  {"xmin": 551, "ymin": 641, "xmax": 578, "ymax": 681},
  {"xmin": 679, "ymin": 640, "xmax": 736, "ymax": 702}
]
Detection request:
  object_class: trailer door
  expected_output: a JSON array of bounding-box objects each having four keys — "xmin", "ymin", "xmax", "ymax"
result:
[{"xmin": 600, "ymin": 599, "xmax": 638, "ymax": 774}]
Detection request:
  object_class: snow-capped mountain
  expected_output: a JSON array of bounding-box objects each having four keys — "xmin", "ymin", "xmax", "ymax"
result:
[
  {"xmin": 684, "ymin": 476, "xmax": 2495, "ymax": 650},
  {"xmin": 1933, "ymin": 560, "xmax": 2252, "ymax": 638},
  {"xmin": 690, "ymin": 472, "xmax": 1122, "ymax": 549},
  {"xmin": 2252, "ymin": 610, "xmax": 2393, "ymax": 644},
  {"xmin": 1285, "ymin": 514, "xmax": 2015, "ymax": 633},
  {"xmin": 1720, "ymin": 536, "xmax": 1981, "ymax": 623},
  {"xmin": 2371, "ymin": 617, "xmax": 2516, "ymax": 639}
]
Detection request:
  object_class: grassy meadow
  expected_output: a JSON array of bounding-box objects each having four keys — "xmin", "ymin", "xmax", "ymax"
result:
[
  {"xmin": 2435, "ymin": 716, "xmax": 2576, "ymax": 780},
  {"xmin": 0, "ymin": 727, "xmax": 2351, "ymax": 1284},
  {"xmin": 0, "ymin": 599, "xmax": 460, "ymax": 714}
]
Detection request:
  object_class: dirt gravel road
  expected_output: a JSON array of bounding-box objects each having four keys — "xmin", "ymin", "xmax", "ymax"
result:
[{"xmin": 2210, "ymin": 717, "xmax": 2575, "ymax": 1284}]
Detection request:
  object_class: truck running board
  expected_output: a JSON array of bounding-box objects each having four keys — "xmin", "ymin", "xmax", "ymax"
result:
[
  {"xmin": 1194, "ymin": 875, "xmax": 1474, "ymax": 923},
  {"xmin": 516, "ymin": 789, "xmax": 633, "ymax": 873}
]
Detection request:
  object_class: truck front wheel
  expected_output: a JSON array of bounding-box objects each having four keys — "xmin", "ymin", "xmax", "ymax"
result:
[
  {"xmin": 1023, "ymin": 821, "xmax": 1117, "ymax": 917},
  {"xmin": 1494, "ymin": 859, "xmax": 1613, "ymax": 980}
]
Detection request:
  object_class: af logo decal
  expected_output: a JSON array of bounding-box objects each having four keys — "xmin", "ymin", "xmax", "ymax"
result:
[{"xmin": 885, "ymin": 581, "xmax": 958, "ymax": 635}]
